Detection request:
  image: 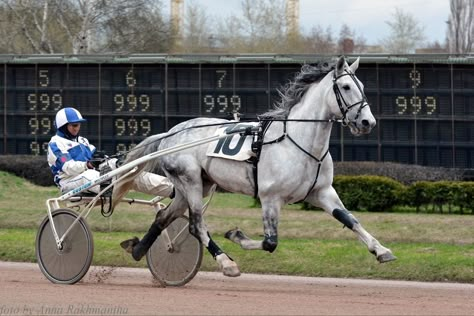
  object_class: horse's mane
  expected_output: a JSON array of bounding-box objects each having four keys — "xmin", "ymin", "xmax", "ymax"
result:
[{"xmin": 261, "ymin": 60, "xmax": 336, "ymax": 119}]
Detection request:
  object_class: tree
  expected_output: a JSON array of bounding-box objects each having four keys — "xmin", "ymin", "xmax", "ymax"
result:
[
  {"xmin": 446, "ymin": 0, "xmax": 474, "ymax": 53},
  {"xmin": 0, "ymin": 0, "xmax": 169, "ymax": 54},
  {"xmin": 381, "ymin": 8, "xmax": 425, "ymax": 53},
  {"xmin": 0, "ymin": 0, "xmax": 65, "ymax": 53},
  {"xmin": 337, "ymin": 24, "xmax": 367, "ymax": 54},
  {"xmin": 181, "ymin": 0, "xmax": 213, "ymax": 53},
  {"xmin": 101, "ymin": 1, "xmax": 169, "ymax": 53},
  {"xmin": 303, "ymin": 25, "xmax": 335, "ymax": 54},
  {"xmin": 217, "ymin": 0, "xmax": 286, "ymax": 53}
]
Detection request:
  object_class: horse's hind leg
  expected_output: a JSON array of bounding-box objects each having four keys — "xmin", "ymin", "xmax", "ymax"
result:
[
  {"xmin": 120, "ymin": 193, "xmax": 188, "ymax": 261},
  {"xmin": 308, "ymin": 185, "xmax": 396, "ymax": 263},
  {"xmin": 185, "ymin": 182, "xmax": 240, "ymax": 277}
]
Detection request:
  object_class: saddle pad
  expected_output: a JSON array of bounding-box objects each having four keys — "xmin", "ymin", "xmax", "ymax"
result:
[{"xmin": 206, "ymin": 123, "xmax": 257, "ymax": 161}]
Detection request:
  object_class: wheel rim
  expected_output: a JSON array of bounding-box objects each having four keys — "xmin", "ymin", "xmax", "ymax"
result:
[
  {"xmin": 147, "ymin": 216, "xmax": 202, "ymax": 286},
  {"xmin": 36, "ymin": 209, "xmax": 93, "ymax": 284}
]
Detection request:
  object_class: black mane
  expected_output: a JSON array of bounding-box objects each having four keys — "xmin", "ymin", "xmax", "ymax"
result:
[{"xmin": 260, "ymin": 60, "xmax": 336, "ymax": 119}]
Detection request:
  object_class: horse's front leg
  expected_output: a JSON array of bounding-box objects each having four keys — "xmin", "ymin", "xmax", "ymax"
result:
[
  {"xmin": 307, "ymin": 185, "xmax": 396, "ymax": 263},
  {"xmin": 225, "ymin": 198, "xmax": 281, "ymax": 253}
]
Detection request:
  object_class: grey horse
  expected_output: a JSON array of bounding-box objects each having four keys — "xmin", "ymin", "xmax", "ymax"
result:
[{"xmin": 116, "ymin": 56, "xmax": 396, "ymax": 277}]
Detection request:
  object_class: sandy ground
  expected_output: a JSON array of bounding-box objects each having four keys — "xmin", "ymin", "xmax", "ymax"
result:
[{"xmin": 0, "ymin": 261, "xmax": 473, "ymax": 316}]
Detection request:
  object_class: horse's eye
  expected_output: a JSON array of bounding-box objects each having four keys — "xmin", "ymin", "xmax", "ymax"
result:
[{"xmin": 343, "ymin": 85, "xmax": 350, "ymax": 91}]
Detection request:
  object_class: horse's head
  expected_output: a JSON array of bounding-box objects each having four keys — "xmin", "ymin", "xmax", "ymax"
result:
[{"xmin": 331, "ymin": 56, "xmax": 376, "ymax": 136}]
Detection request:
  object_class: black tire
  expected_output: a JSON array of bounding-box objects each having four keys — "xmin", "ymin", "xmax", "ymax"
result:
[
  {"xmin": 146, "ymin": 216, "xmax": 203, "ymax": 286},
  {"xmin": 35, "ymin": 208, "xmax": 94, "ymax": 284}
]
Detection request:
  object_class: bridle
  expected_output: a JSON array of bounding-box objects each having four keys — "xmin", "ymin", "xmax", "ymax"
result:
[{"xmin": 332, "ymin": 69, "xmax": 370, "ymax": 127}]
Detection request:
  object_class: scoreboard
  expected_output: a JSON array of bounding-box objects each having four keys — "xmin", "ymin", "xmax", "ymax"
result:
[{"xmin": 0, "ymin": 54, "xmax": 473, "ymax": 169}]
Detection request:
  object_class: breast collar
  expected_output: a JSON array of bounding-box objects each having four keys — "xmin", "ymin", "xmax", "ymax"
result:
[{"xmin": 249, "ymin": 118, "xmax": 331, "ymax": 201}]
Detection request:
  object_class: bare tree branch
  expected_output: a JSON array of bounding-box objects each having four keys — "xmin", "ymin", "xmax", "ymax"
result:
[
  {"xmin": 447, "ymin": 0, "xmax": 474, "ymax": 53},
  {"xmin": 381, "ymin": 8, "xmax": 425, "ymax": 53}
]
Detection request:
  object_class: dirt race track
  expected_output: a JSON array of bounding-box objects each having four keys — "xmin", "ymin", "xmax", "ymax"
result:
[{"xmin": 1, "ymin": 261, "xmax": 474, "ymax": 316}]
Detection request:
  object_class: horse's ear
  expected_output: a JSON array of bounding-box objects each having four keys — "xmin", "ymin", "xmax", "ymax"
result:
[
  {"xmin": 335, "ymin": 56, "xmax": 345, "ymax": 77},
  {"xmin": 349, "ymin": 57, "xmax": 360, "ymax": 73}
]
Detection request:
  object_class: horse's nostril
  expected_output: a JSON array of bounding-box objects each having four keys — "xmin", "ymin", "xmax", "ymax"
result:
[{"xmin": 361, "ymin": 119, "xmax": 369, "ymax": 127}]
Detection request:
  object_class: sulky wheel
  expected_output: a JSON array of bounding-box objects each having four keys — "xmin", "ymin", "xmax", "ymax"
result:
[
  {"xmin": 146, "ymin": 215, "xmax": 203, "ymax": 286},
  {"xmin": 35, "ymin": 208, "xmax": 94, "ymax": 284}
]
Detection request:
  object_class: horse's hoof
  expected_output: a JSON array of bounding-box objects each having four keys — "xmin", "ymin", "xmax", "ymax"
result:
[
  {"xmin": 377, "ymin": 252, "xmax": 397, "ymax": 263},
  {"xmin": 120, "ymin": 237, "xmax": 139, "ymax": 254},
  {"xmin": 131, "ymin": 243, "xmax": 148, "ymax": 261},
  {"xmin": 216, "ymin": 253, "xmax": 241, "ymax": 277},
  {"xmin": 224, "ymin": 228, "xmax": 239, "ymax": 240},
  {"xmin": 223, "ymin": 265, "xmax": 241, "ymax": 277}
]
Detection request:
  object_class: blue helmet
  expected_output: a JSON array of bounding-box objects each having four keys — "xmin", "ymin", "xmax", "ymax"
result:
[{"xmin": 55, "ymin": 107, "xmax": 86, "ymax": 129}]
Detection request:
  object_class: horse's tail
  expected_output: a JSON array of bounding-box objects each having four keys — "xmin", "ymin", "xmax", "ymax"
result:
[
  {"xmin": 111, "ymin": 133, "xmax": 167, "ymax": 210},
  {"xmin": 123, "ymin": 133, "xmax": 166, "ymax": 173}
]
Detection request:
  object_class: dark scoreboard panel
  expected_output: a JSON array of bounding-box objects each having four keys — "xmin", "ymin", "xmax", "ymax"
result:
[{"xmin": 0, "ymin": 55, "xmax": 473, "ymax": 169}]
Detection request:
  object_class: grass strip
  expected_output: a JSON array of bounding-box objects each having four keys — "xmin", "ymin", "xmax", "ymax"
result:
[{"xmin": 2, "ymin": 228, "xmax": 473, "ymax": 283}]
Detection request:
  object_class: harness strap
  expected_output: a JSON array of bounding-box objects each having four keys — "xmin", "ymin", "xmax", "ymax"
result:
[
  {"xmin": 287, "ymin": 133, "xmax": 327, "ymax": 163},
  {"xmin": 250, "ymin": 119, "xmax": 331, "ymax": 201},
  {"xmin": 302, "ymin": 149, "xmax": 329, "ymax": 201},
  {"xmin": 250, "ymin": 120, "xmax": 274, "ymax": 199}
]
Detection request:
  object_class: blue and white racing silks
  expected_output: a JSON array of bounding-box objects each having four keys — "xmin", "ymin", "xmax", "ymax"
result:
[{"xmin": 47, "ymin": 130, "xmax": 96, "ymax": 186}]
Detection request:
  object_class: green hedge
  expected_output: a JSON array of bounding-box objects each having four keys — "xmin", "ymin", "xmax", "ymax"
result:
[
  {"xmin": 304, "ymin": 176, "xmax": 474, "ymax": 214},
  {"xmin": 404, "ymin": 181, "xmax": 474, "ymax": 214},
  {"xmin": 333, "ymin": 175, "xmax": 405, "ymax": 212}
]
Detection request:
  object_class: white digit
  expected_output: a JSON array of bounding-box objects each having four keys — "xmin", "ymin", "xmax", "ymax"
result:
[
  {"xmin": 41, "ymin": 117, "xmax": 51, "ymax": 134},
  {"xmin": 52, "ymin": 94, "xmax": 62, "ymax": 110},
  {"xmin": 29, "ymin": 117, "xmax": 39, "ymax": 134},
  {"xmin": 217, "ymin": 95, "xmax": 228, "ymax": 113},
  {"xmin": 411, "ymin": 96, "xmax": 421, "ymax": 115},
  {"xmin": 396, "ymin": 96, "xmax": 407, "ymax": 115},
  {"xmin": 30, "ymin": 142, "xmax": 40, "ymax": 155},
  {"xmin": 40, "ymin": 93, "xmax": 50, "ymax": 110},
  {"xmin": 127, "ymin": 95, "xmax": 137, "ymax": 111},
  {"xmin": 126, "ymin": 70, "xmax": 136, "ymax": 87},
  {"xmin": 39, "ymin": 70, "xmax": 49, "ymax": 87},
  {"xmin": 116, "ymin": 143, "xmax": 127, "ymax": 153},
  {"xmin": 114, "ymin": 94, "xmax": 125, "ymax": 111},
  {"xmin": 216, "ymin": 70, "xmax": 226, "ymax": 88},
  {"xmin": 28, "ymin": 94, "xmax": 37, "ymax": 111},
  {"xmin": 128, "ymin": 119, "xmax": 138, "ymax": 135},
  {"xmin": 141, "ymin": 119, "xmax": 151, "ymax": 136},
  {"xmin": 204, "ymin": 95, "xmax": 214, "ymax": 113},
  {"xmin": 115, "ymin": 118, "xmax": 126, "ymax": 136},
  {"xmin": 231, "ymin": 95, "xmax": 241, "ymax": 112},
  {"xmin": 139, "ymin": 94, "xmax": 150, "ymax": 111},
  {"xmin": 410, "ymin": 69, "xmax": 421, "ymax": 88},
  {"xmin": 425, "ymin": 96, "xmax": 436, "ymax": 115}
]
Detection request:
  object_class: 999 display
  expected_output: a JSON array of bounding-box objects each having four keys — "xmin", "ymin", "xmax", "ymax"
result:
[{"xmin": 0, "ymin": 56, "xmax": 473, "ymax": 169}]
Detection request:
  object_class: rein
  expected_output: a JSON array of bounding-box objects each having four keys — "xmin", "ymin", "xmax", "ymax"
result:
[{"xmin": 109, "ymin": 121, "xmax": 241, "ymax": 159}]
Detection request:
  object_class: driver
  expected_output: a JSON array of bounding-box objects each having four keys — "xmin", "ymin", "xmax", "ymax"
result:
[{"xmin": 47, "ymin": 107, "xmax": 174, "ymax": 198}]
